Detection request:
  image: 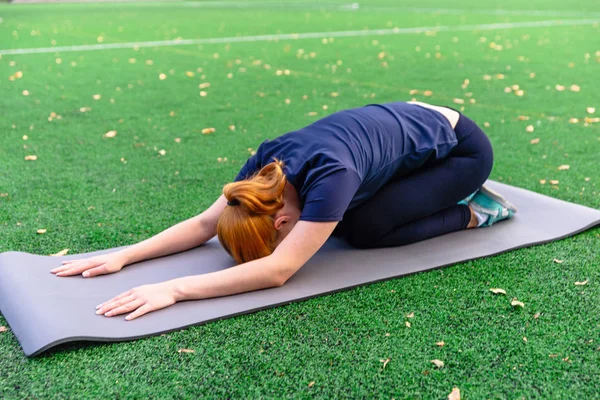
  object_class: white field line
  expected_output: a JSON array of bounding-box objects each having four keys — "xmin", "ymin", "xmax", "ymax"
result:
[
  {"xmin": 354, "ymin": 6, "xmax": 600, "ymax": 18},
  {"xmin": 1, "ymin": 18, "xmax": 598, "ymax": 56},
  {"xmin": 16, "ymin": 0, "xmax": 598, "ymax": 17}
]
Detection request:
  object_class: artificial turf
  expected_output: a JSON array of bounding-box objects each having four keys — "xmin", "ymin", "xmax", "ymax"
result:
[{"xmin": 1, "ymin": 0, "xmax": 599, "ymax": 398}]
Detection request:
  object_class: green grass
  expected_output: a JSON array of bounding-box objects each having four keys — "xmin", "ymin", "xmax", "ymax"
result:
[{"xmin": 1, "ymin": 0, "xmax": 599, "ymax": 398}]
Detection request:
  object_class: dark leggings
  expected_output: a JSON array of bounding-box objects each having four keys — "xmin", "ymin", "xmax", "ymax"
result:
[{"xmin": 334, "ymin": 112, "xmax": 494, "ymax": 249}]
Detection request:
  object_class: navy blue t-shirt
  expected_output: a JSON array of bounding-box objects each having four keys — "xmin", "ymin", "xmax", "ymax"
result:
[{"xmin": 235, "ymin": 102, "xmax": 458, "ymax": 222}]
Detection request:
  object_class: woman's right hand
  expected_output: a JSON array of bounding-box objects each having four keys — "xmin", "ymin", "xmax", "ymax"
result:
[{"xmin": 50, "ymin": 252, "xmax": 127, "ymax": 278}]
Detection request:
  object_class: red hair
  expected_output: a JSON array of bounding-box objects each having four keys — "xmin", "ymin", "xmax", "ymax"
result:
[{"xmin": 217, "ymin": 160, "xmax": 286, "ymax": 264}]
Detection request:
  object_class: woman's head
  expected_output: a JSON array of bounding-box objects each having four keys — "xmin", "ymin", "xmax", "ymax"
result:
[{"xmin": 217, "ymin": 160, "xmax": 300, "ymax": 264}]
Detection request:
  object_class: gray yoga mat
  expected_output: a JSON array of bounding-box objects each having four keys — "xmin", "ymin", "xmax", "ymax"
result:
[{"xmin": 1, "ymin": 180, "xmax": 599, "ymax": 357}]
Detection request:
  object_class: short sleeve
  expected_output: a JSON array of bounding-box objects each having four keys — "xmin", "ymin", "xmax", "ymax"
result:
[
  {"xmin": 235, "ymin": 140, "xmax": 269, "ymax": 181},
  {"xmin": 300, "ymin": 167, "xmax": 362, "ymax": 222},
  {"xmin": 234, "ymin": 154, "xmax": 260, "ymax": 182}
]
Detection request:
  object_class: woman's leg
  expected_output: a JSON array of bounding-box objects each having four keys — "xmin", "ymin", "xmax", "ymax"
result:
[{"xmin": 340, "ymin": 113, "xmax": 493, "ymax": 249}]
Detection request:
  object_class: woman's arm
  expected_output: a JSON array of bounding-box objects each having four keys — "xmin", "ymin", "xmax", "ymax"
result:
[
  {"xmin": 52, "ymin": 195, "xmax": 227, "ymax": 277},
  {"xmin": 173, "ymin": 220, "xmax": 338, "ymax": 300},
  {"xmin": 96, "ymin": 220, "xmax": 338, "ymax": 320},
  {"xmin": 118, "ymin": 195, "xmax": 228, "ymax": 265}
]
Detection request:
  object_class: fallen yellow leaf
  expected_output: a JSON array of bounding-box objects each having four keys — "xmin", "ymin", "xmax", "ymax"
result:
[
  {"xmin": 201, "ymin": 127, "xmax": 216, "ymax": 134},
  {"xmin": 586, "ymin": 107, "xmax": 596, "ymax": 114},
  {"xmin": 405, "ymin": 321, "xmax": 411, "ymax": 328},
  {"xmin": 0, "ymin": 326, "xmax": 7, "ymax": 333},
  {"xmin": 431, "ymin": 359, "xmax": 444, "ymax": 368},
  {"xmin": 557, "ymin": 165, "xmax": 570, "ymax": 171},
  {"xmin": 37, "ymin": 228, "xmax": 47, "ymax": 234},
  {"xmin": 50, "ymin": 249, "xmax": 69, "ymax": 257},
  {"xmin": 448, "ymin": 387, "xmax": 461, "ymax": 400},
  {"xmin": 530, "ymin": 138, "xmax": 540, "ymax": 144},
  {"xmin": 159, "ymin": 73, "xmax": 167, "ymax": 80},
  {"xmin": 539, "ymin": 180, "xmax": 546, "ymax": 184},
  {"xmin": 511, "ymin": 299, "xmax": 525, "ymax": 308},
  {"xmin": 308, "ymin": 381, "xmax": 315, "ymax": 388},
  {"xmin": 517, "ymin": 115, "xmax": 530, "ymax": 120},
  {"xmin": 406, "ymin": 312, "xmax": 415, "ymax": 318},
  {"xmin": 24, "ymin": 155, "xmax": 37, "ymax": 161},
  {"xmin": 569, "ymin": 84, "xmax": 581, "ymax": 92},
  {"xmin": 525, "ymin": 125, "xmax": 534, "ymax": 133},
  {"xmin": 490, "ymin": 288, "xmax": 506, "ymax": 295},
  {"xmin": 574, "ymin": 279, "xmax": 588, "ymax": 286},
  {"xmin": 177, "ymin": 348, "xmax": 195, "ymax": 353},
  {"xmin": 555, "ymin": 84, "xmax": 565, "ymax": 91},
  {"xmin": 436, "ymin": 341, "xmax": 445, "ymax": 347},
  {"xmin": 553, "ymin": 259, "xmax": 564, "ymax": 264},
  {"xmin": 549, "ymin": 180, "xmax": 559, "ymax": 185},
  {"xmin": 103, "ymin": 130, "xmax": 117, "ymax": 138},
  {"xmin": 453, "ymin": 98, "xmax": 465, "ymax": 104}
]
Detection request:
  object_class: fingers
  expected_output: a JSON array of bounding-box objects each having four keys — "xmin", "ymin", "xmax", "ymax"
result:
[
  {"xmin": 125, "ymin": 304, "xmax": 152, "ymax": 321},
  {"xmin": 53, "ymin": 262, "xmax": 101, "ymax": 277},
  {"xmin": 96, "ymin": 290, "xmax": 133, "ymax": 310},
  {"xmin": 103, "ymin": 299, "xmax": 145, "ymax": 317},
  {"xmin": 82, "ymin": 265, "xmax": 108, "ymax": 278}
]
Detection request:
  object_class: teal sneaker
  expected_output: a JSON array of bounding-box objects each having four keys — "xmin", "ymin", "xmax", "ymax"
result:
[
  {"xmin": 468, "ymin": 185, "xmax": 518, "ymax": 227},
  {"xmin": 457, "ymin": 190, "xmax": 478, "ymax": 206}
]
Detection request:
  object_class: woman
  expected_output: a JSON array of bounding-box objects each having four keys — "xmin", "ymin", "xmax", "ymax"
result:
[{"xmin": 51, "ymin": 101, "xmax": 516, "ymax": 321}]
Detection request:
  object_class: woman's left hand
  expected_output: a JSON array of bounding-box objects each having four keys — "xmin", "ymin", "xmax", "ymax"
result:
[{"xmin": 96, "ymin": 282, "xmax": 178, "ymax": 321}]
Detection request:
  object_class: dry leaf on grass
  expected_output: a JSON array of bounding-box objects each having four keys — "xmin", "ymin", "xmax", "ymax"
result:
[
  {"xmin": 539, "ymin": 180, "xmax": 546, "ymax": 184},
  {"xmin": 0, "ymin": 326, "xmax": 7, "ymax": 333},
  {"xmin": 436, "ymin": 341, "xmax": 445, "ymax": 347},
  {"xmin": 405, "ymin": 321, "xmax": 411, "ymax": 328},
  {"xmin": 534, "ymin": 312, "xmax": 541, "ymax": 319},
  {"xmin": 448, "ymin": 387, "xmax": 461, "ymax": 400},
  {"xmin": 379, "ymin": 358, "xmax": 391, "ymax": 369},
  {"xmin": 574, "ymin": 279, "xmax": 589, "ymax": 286},
  {"xmin": 549, "ymin": 180, "xmax": 559, "ymax": 185},
  {"xmin": 586, "ymin": 107, "xmax": 596, "ymax": 114},
  {"xmin": 24, "ymin": 155, "xmax": 37, "ymax": 161},
  {"xmin": 92, "ymin": 94, "xmax": 101, "ymax": 100},
  {"xmin": 50, "ymin": 249, "xmax": 69, "ymax": 257},
  {"xmin": 201, "ymin": 127, "xmax": 216, "ymax": 134},
  {"xmin": 159, "ymin": 73, "xmax": 167, "ymax": 80},
  {"xmin": 406, "ymin": 312, "xmax": 415, "ymax": 318},
  {"xmin": 558, "ymin": 165, "xmax": 570, "ymax": 170},
  {"xmin": 553, "ymin": 259, "xmax": 564, "ymax": 264},
  {"xmin": 37, "ymin": 229, "xmax": 47, "ymax": 234},
  {"xmin": 103, "ymin": 130, "xmax": 117, "ymax": 138},
  {"xmin": 453, "ymin": 98, "xmax": 465, "ymax": 104},
  {"xmin": 490, "ymin": 288, "xmax": 506, "ymax": 295},
  {"xmin": 308, "ymin": 381, "xmax": 315, "ymax": 388},
  {"xmin": 431, "ymin": 359, "xmax": 444, "ymax": 368},
  {"xmin": 525, "ymin": 125, "xmax": 534, "ymax": 133},
  {"xmin": 511, "ymin": 299, "xmax": 525, "ymax": 308},
  {"xmin": 177, "ymin": 348, "xmax": 195, "ymax": 353},
  {"xmin": 530, "ymin": 138, "xmax": 540, "ymax": 144}
]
